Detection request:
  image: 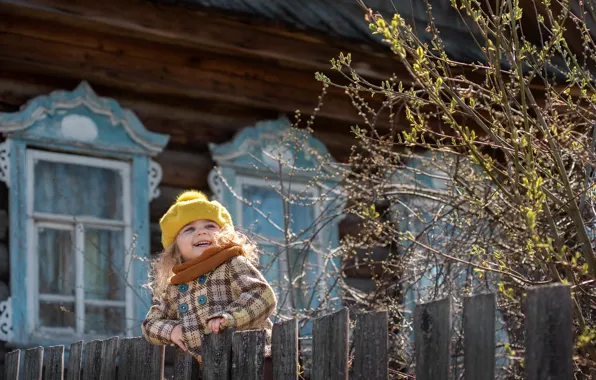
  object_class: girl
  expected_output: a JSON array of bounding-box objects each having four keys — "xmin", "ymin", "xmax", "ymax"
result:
[{"xmin": 142, "ymin": 190, "xmax": 277, "ymax": 363}]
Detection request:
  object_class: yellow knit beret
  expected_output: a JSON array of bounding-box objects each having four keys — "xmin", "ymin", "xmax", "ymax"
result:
[{"xmin": 159, "ymin": 190, "xmax": 233, "ymax": 248}]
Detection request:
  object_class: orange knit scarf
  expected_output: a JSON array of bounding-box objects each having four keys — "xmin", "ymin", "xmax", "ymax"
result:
[{"xmin": 169, "ymin": 243, "xmax": 243, "ymax": 285}]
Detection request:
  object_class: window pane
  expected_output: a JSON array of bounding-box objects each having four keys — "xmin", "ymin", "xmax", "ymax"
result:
[
  {"xmin": 34, "ymin": 160, "xmax": 123, "ymax": 220},
  {"xmin": 39, "ymin": 228, "xmax": 74, "ymax": 295},
  {"xmin": 241, "ymin": 185, "xmax": 314, "ymax": 239},
  {"xmin": 260, "ymin": 244, "xmax": 309, "ymax": 311},
  {"xmin": 84, "ymin": 305, "xmax": 125, "ymax": 335},
  {"xmin": 288, "ymin": 201, "xmax": 314, "ymax": 237},
  {"xmin": 258, "ymin": 244, "xmax": 282, "ymax": 291},
  {"xmin": 39, "ymin": 301, "xmax": 75, "ymax": 329},
  {"xmin": 287, "ymin": 247, "xmax": 310, "ymax": 311},
  {"xmin": 84, "ymin": 229, "xmax": 125, "ymax": 301}
]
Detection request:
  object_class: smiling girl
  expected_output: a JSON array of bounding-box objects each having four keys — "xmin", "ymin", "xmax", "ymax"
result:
[{"xmin": 142, "ymin": 190, "xmax": 277, "ymax": 363}]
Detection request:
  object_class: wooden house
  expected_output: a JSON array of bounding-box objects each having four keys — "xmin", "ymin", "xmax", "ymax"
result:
[{"xmin": 0, "ymin": 0, "xmax": 504, "ymax": 372}]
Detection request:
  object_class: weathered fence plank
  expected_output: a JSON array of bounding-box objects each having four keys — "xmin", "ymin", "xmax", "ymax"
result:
[
  {"xmin": 117, "ymin": 337, "xmax": 135, "ymax": 380},
  {"xmin": 2, "ymin": 283, "xmax": 578, "ymax": 380},
  {"xmin": 525, "ymin": 284, "xmax": 573, "ymax": 380},
  {"xmin": 82, "ymin": 340, "xmax": 103, "ymax": 380},
  {"xmin": 99, "ymin": 337, "xmax": 118, "ymax": 380},
  {"xmin": 66, "ymin": 341, "xmax": 83, "ymax": 380},
  {"xmin": 312, "ymin": 308, "xmax": 349, "ymax": 380},
  {"xmin": 202, "ymin": 328, "xmax": 234, "ymax": 380},
  {"xmin": 23, "ymin": 346, "xmax": 44, "ymax": 380},
  {"xmin": 117, "ymin": 337, "xmax": 164, "ymax": 380},
  {"xmin": 231, "ymin": 330, "xmax": 266, "ymax": 380},
  {"xmin": 44, "ymin": 345, "xmax": 65, "ymax": 380},
  {"xmin": 272, "ymin": 319, "xmax": 298, "ymax": 380},
  {"xmin": 414, "ymin": 298, "xmax": 451, "ymax": 380},
  {"xmin": 351, "ymin": 311, "xmax": 388, "ymax": 380},
  {"xmin": 5, "ymin": 350, "xmax": 20, "ymax": 380},
  {"xmin": 463, "ymin": 293, "xmax": 495, "ymax": 380},
  {"xmin": 174, "ymin": 348, "xmax": 201, "ymax": 380}
]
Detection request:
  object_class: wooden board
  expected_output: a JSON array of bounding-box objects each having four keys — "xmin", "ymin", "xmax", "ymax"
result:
[
  {"xmin": 271, "ymin": 319, "xmax": 298, "ymax": 380},
  {"xmin": 0, "ymin": 0, "xmax": 402, "ymax": 79},
  {"xmin": 0, "ymin": 16, "xmax": 371, "ymax": 125},
  {"xmin": 414, "ymin": 298, "xmax": 451, "ymax": 380},
  {"xmin": 311, "ymin": 308, "xmax": 349, "ymax": 380}
]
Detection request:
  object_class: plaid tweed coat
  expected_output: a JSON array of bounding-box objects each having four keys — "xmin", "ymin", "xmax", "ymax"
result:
[{"xmin": 142, "ymin": 255, "xmax": 277, "ymax": 361}]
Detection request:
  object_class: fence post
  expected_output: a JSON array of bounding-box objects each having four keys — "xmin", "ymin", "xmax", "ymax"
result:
[
  {"xmin": 66, "ymin": 341, "xmax": 83, "ymax": 380},
  {"xmin": 463, "ymin": 293, "xmax": 495, "ymax": 380},
  {"xmin": 118, "ymin": 337, "xmax": 165, "ymax": 380},
  {"xmin": 82, "ymin": 340, "xmax": 104, "ymax": 380},
  {"xmin": 5, "ymin": 349, "xmax": 20, "ymax": 380},
  {"xmin": 231, "ymin": 330, "xmax": 266, "ymax": 380},
  {"xmin": 351, "ymin": 311, "xmax": 388, "ymax": 380},
  {"xmin": 44, "ymin": 345, "xmax": 65, "ymax": 380},
  {"xmin": 525, "ymin": 283, "xmax": 573, "ymax": 380},
  {"xmin": 23, "ymin": 346, "xmax": 44, "ymax": 380},
  {"xmin": 271, "ymin": 319, "xmax": 298, "ymax": 380},
  {"xmin": 202, "ymin": 328, "xmax": 234, "ymax": 380},
  {"xmin": 414, "ymin": 297, "xmax": 452, "ymax": 380},
  {"xmin": 311, "ymin": 308, "xmax": 349, "ymax": 380},
  {"xmin": 174, "ymin": 348, "xmax": 201, "ymax": 380},
  {"xmin": 100, "ymin": 337, "xmax": 118, "ymax": 380}
]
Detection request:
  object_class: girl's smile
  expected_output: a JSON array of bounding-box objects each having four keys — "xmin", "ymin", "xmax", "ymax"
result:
[{"xmin": 176, "ymin": 219, "xmax": 221, "ymax": 261}]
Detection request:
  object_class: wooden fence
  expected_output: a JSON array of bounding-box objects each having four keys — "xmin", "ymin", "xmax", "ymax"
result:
[{"xmin": 4, "ymin": 283, "xmax": 572, "ymax": 379}]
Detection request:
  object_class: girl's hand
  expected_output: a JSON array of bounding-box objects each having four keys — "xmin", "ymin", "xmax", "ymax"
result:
[
  {"xmin": 208, "ymin": 317, "xmax": 226, "ymax": 334},
  {"xmin": 170, "ymin": 324, "xmax": 187, "ymax": 351}
]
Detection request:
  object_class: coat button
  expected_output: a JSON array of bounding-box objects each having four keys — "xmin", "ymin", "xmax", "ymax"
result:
[
  {"xmin": 179, "ymin": 303, "xmax": 188, "ymax": 313},
  {"xmin": 197, "ymin": 295, "xmax": 207, "ymax": 305},
  {"xmin": 198, "ymin": 275, "xmax": 207, "ymax": 285},
  {"xmin": 178, "ymin": 284, "xmax": 189, "ymax": 293}
]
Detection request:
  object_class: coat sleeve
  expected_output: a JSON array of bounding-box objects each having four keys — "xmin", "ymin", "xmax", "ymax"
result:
[
  {"xmin": 142, "ymin": 285, "xmax": 180, "ymax": 346},
  {"xmin": 209, "ymin": 256, "xmax": 277, "ymax": 330}
]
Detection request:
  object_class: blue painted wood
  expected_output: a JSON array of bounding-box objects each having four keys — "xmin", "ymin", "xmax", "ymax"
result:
[
  {"xmin": 394, "ymin": 151, "xmax": 511, "ymax": 371},
  {"xmin": 132, "ymin": 155, "xmax": 152, "ymax": 335},
  {"xmin": 218, "ymin": 167, "xmax": 238, "ymax": 219},
  {"xmin": 10, "ymin": 140, "xmax": 137, "ymax": 161},
  {"xmin": 209, "ymin": 116, "xmax": 345, "ymax": 329},
  {"xmin": 209, "ymin": 116, "xmax": 333, "ymax": 178},
  {"xmin": 0, "ymin": 82, "xmax": 169, "ymax": 156},
  {"xmin": 9, "ymin": 139, "xmax": 29, "ymax": 344},
  {"xmin": 1, "ymin": 83, "xmax": 169, "ymax": 347}
]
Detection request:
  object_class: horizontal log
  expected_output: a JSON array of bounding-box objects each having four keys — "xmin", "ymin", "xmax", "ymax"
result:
[
  {"xmin": 149, "ymin": 222, "xmax": 162, "ymax": 257},
  {"xmin": 0, "ymin": 72, "xmax": 279, "ymax": 148},
  {"xmin": 154, "ymin": 149, "xmax": 214, "ymax": 190},
  {"xmin": 0, "ymin": 209, "xmax": 7, "ymax": 240},
  {"xmin": 0, "ymin": 14, "xmax": 332, "ymax": 95},
  {"xmin": 0, "ymin": 0, "xmax": 573, "ymax": 98},
  {"xmin": 342, "ymin": 246, "xmax": 392, "ymax": 278},
  {"xmin": 150, "ymin": 185, "xmax": 207, "ymax": 223},
  {"xmin": 0, "ymin": 0, "xmax": 401, "ymax": 79},
  {"xmin": 0, "ymin": 70, "xmax": 365, "ymax": 159},
  {"xmin": 0, "ymin": 243, "xmax": 7, "ymax": 282},
  {"xmin": 0, "ymin": 14, "xmax": 380, "ymax": 125},
  {"xmin": 0, "ymin": 281, "xmax": 8, "ymax": 300}
]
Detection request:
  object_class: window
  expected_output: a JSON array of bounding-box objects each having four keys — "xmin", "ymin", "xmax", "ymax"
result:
[
  {"xmin": 391, "ymin": 151, "xmax": 510, "ymax": 369},
  {"xmin": 0, "ymin": 81, "xmax": 169, "ymax": 345},
  {"xmin": 28, "ymin": 150, "xmax": 131, "ymax": 337},
  {"xmin": 237, "ymin": 177, "xmax": 321, "ymax": 312},
  {"xmin": 208, "ymin": 116, "xmax": 345, "ymax": 320}
]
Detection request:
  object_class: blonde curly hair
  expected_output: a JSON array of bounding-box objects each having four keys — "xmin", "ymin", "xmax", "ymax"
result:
[{"xmin": 146, "ymin": 224, "xmax": 258, "ymax": 302}]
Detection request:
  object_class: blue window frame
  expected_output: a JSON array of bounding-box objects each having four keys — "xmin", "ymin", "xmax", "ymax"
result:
[
  {"xmin": 208, "ymin": 117, "xmax": 345, "ymax": 322},
  {"xmin": 392, "ymin": 151, "xmax": 510, "ymax": 369},
  {"xmin": 0, "ymin": 82, "xmax": 169, "ymax": 345}
]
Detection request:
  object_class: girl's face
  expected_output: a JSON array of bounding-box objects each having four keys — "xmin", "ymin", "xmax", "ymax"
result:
[{"xmin": 176, "ymin": 219, "xmax": 221, "ymax": 262}]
